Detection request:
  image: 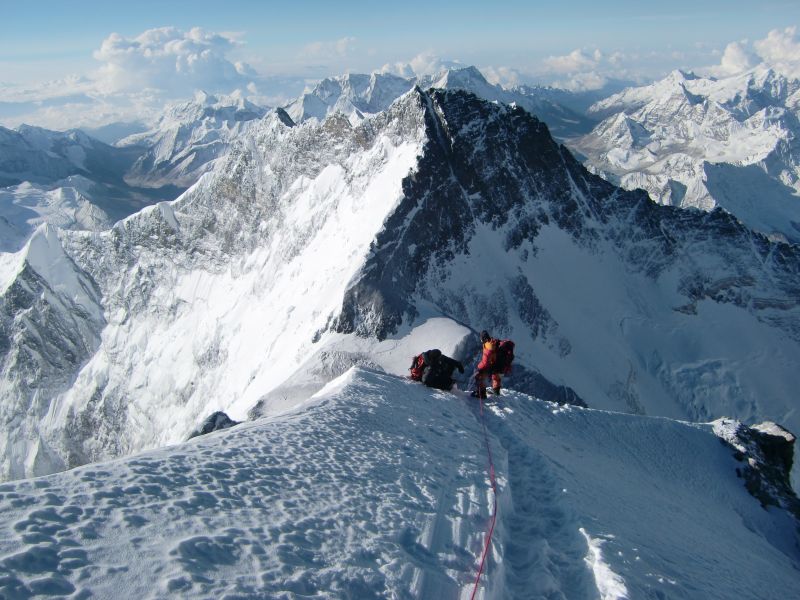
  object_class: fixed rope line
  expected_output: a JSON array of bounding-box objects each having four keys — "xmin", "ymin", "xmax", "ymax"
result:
[{"xmin": 470, "ymin": 395, "xmax": 498, "ymax": 600}]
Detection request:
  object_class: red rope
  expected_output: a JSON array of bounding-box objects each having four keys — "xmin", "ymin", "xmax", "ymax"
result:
[{"xmin": 470, "ymin": 397, "xmax": 498, "ymax": 600}]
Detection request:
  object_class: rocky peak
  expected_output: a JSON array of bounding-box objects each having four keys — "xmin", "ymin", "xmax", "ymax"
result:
[{"xmin": 713, "ymin": 418, "xmax": 799, "ymax": 519}]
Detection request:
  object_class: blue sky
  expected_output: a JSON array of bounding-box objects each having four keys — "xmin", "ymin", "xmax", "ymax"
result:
[
  {"xmin": 3, "ymin": 0, "xmax": 798, "ymax": 75},
  {"xmin": 1, "ymin": 1, "xmax": 799, "ymax": 129}
]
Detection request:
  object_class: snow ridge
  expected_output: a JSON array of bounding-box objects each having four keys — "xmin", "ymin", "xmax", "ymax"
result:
[
  {"xmin": 117, "ymin": 90, "xmax": 269, "ymax": 188},
  {"xmin": 0, "ymin": 368, "xmax": 796, "ymax": 599}
]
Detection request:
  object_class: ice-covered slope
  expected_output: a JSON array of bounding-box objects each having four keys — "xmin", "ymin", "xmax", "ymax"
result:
[
  {"xmin": 117, "ymin": 91, "xmax": 269, "ymax": 189},
  {"xmin": 572, "ymin": 67, "xmax": 800, "ymax": 243},
  {"xmin": 0, "ymin": 368, "xmax": 797, "ymax": 599},
  {"xmin": 284, "ymin": 66, "xmax": 595, "ymax": 138},
  {"xmin": 2, "ymin": 89, "xmax": 799, "ymax": 482}
]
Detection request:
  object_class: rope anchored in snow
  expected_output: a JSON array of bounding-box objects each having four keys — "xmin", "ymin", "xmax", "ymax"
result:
[{"xmin": 470, "ymin": 396, "xmax": 498, "ymax": 600}]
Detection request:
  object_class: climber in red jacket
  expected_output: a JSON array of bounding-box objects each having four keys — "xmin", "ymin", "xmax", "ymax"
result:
[
  {"xmin": 473, "ymin": 330, "xmax": 515, "ymax": 399},
  {"xmin": 473, "ymin": 330, "xmax": 500, "ymax": 399}
]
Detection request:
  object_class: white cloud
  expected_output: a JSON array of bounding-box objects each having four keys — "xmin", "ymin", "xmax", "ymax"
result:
[
  {"xmin": 379, "ymin": 52, "xmax": 463, "ymax": 78},
  {"xmin": 482, "ymin": 66, "xmax": 522, "ymax": 88},
  {"xmin": 0, "ymin": 27, "xmax": 277, "ymax": 132},
  {"xmin": 300, "ymin": 37, "xmax": 357, "ymax": 60},
  {"xmin": 551, "ymin": 71, "xmax": 609, "ymax": 92},
  {"xmin": 706, "ymin": 41, "xmax": 758, "ymax": 77},
  {"xmin": 535, "ymin": 48, "xmax": 631, "ymax": 91},
  {"xmin": 542, "ymin": 49, "xmax": 599, "ymax": 74},
  {"xmin": 93, "ymin": 27, "xmax": 256, "ymax": 94},
  {"xmin": 753, "ymin": 26, "xmax": 800, "ymax": 76},
  {"xmin": 703, "ymin": 26, "xmax": 800, "ymax": 79}
]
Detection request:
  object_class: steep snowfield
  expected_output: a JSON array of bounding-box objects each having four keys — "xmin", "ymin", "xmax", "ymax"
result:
[
  {"xmin": 14, "ymin": 100, "xmax": 429, "ymax": 480},
  {"xmin": 572, "ymin": 67, "xmax": 800, "ymax": 243},
  {"xmin": 0, "ymin": 368, "xmax": 796, "ymax": 599}
]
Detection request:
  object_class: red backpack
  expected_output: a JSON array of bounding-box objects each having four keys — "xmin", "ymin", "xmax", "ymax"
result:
[
  {"xmin": 409, "ymin": 354, "xmax": 426, "ymax": 381},
  {"xmin": 493, "ymin": 339, "xmax": 515, "ymax": 374}
]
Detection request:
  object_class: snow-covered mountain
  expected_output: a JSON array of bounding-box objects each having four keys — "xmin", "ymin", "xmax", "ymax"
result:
[
  {"xmin": 1, "ymin": 88, "xmax": 799, "ymax": 484},
  {"xmin": 0, "ymin": 368, "xmax": 797, "ymax": 598},
  {"xmin": 0, "ymin": 177, "xmax": 113, "ymax": 252},
  {"xmin": 117, "ymin": 90, "xmax": 269, "ymax": 189},
  {"xmin": 0, "ymin": 125, "xmax": 183, "ymax": 252},
  {"xmin": 572, "ymin": 66, "xmax": 800, "ymax": 243},
  {"xmin": 284, "ymin": 66, "xmax": 596, "ymax": 138},
  {"xmin": 514, "ymin": 80, "xmax": 632, "ymax": 117},
  {"xmin": 0, "ymin": 124, "xmax": 138, "ymax": 188}
]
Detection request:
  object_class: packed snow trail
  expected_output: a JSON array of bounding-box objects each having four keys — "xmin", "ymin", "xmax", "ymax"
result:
[
  {"xmin": 0, "ymin": 368, "xmax": 798, "ymax": 599},
  {"xmin": 0, "ymin": 370, "xmax": 496, "ymax": 599},
  {"xmin": 469, "ymin": 397, "xmax": 499, "ymax": 600}
]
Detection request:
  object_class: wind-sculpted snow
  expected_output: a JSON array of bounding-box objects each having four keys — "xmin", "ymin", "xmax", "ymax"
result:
[
  {"xmin": 0, "ymin": 369, "xmax": 797, "ymax": 599},
  {"xmin": 573, "ymin": 67, "xmax": 800, "ymax": 243}
]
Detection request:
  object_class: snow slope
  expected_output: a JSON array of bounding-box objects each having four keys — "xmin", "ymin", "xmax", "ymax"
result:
[
  {"xmin": 0, "ymin": 368, "xmax": 796, "ymax": 599},
  {"xmin": 0, "ymin": 178, "xmax": 113, "ymax": 252},
  {"xmin": 572, "ymin": 67, "xmax": 800, "ymax": 243},
  {"xmin": 0, "ymin": 98, "xmax": 430, "ymax": 481}
]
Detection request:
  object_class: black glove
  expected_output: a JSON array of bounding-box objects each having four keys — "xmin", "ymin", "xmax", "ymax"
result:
[{"xmin": 457, "ymin": 362, "xmax": 465, "ymax": 374}]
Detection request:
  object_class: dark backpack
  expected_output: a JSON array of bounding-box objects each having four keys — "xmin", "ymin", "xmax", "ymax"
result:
[
  {"xmin": 410, "ymin": 349, "xmax": 462, "ymax": 391},
  {"xmin": 409, "ymin": 349, "xmax": 442, "ymax": 381},
  {"xmin": 494, "ymin": 339, "xmax": 515, "ymax": 374}
]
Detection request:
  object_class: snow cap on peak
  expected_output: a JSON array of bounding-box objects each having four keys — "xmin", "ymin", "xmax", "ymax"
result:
[
  {"xmin": 433, "ymin": 65, "xmax": 490, "ymax": 89},
  {"xmin": 667, "ymin": 69, "xmax": 699, "ymax": 82},
  {"xmin": 193, "ymin": 90, "xmax": 217, "ymax": 105}
]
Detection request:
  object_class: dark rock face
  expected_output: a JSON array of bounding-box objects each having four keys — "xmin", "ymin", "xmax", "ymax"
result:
[
  {"xmin": 715, "ymin": 419, "xmax": 800, "ymax": 520},
  {"xmin": 503, "ymin": 364, "xmax": 587, "ymax": 408},
  {"xmin": 331, "ymin": 89, "xmax": 574, "ymax": 339},
  {"xmin": 189, "ymin": 412, "xmax": 240, "ymax": 439},
  {"xmin": 331, "ymin": 89, "xmax": 800, "ymax": 343}
]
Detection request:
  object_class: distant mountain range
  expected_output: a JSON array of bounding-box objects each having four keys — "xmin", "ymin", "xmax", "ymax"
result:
[
  {"xmin": 284, "ymin": 66, "xmax": 597, "ymax": 138},
  {"xmin": 571, "ymin": 66, "xmax": 800, "ymax": 244}
]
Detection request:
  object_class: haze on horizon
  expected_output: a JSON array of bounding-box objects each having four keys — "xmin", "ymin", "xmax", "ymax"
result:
[{"xmin": 1, "ymin": 0, "xmax": 799, "ymax": 132}]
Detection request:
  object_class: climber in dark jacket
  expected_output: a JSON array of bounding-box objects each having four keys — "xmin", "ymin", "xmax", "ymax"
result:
[{"xmin": 409, "ymin": 349, "xmax": 465, "ymax": 391}]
